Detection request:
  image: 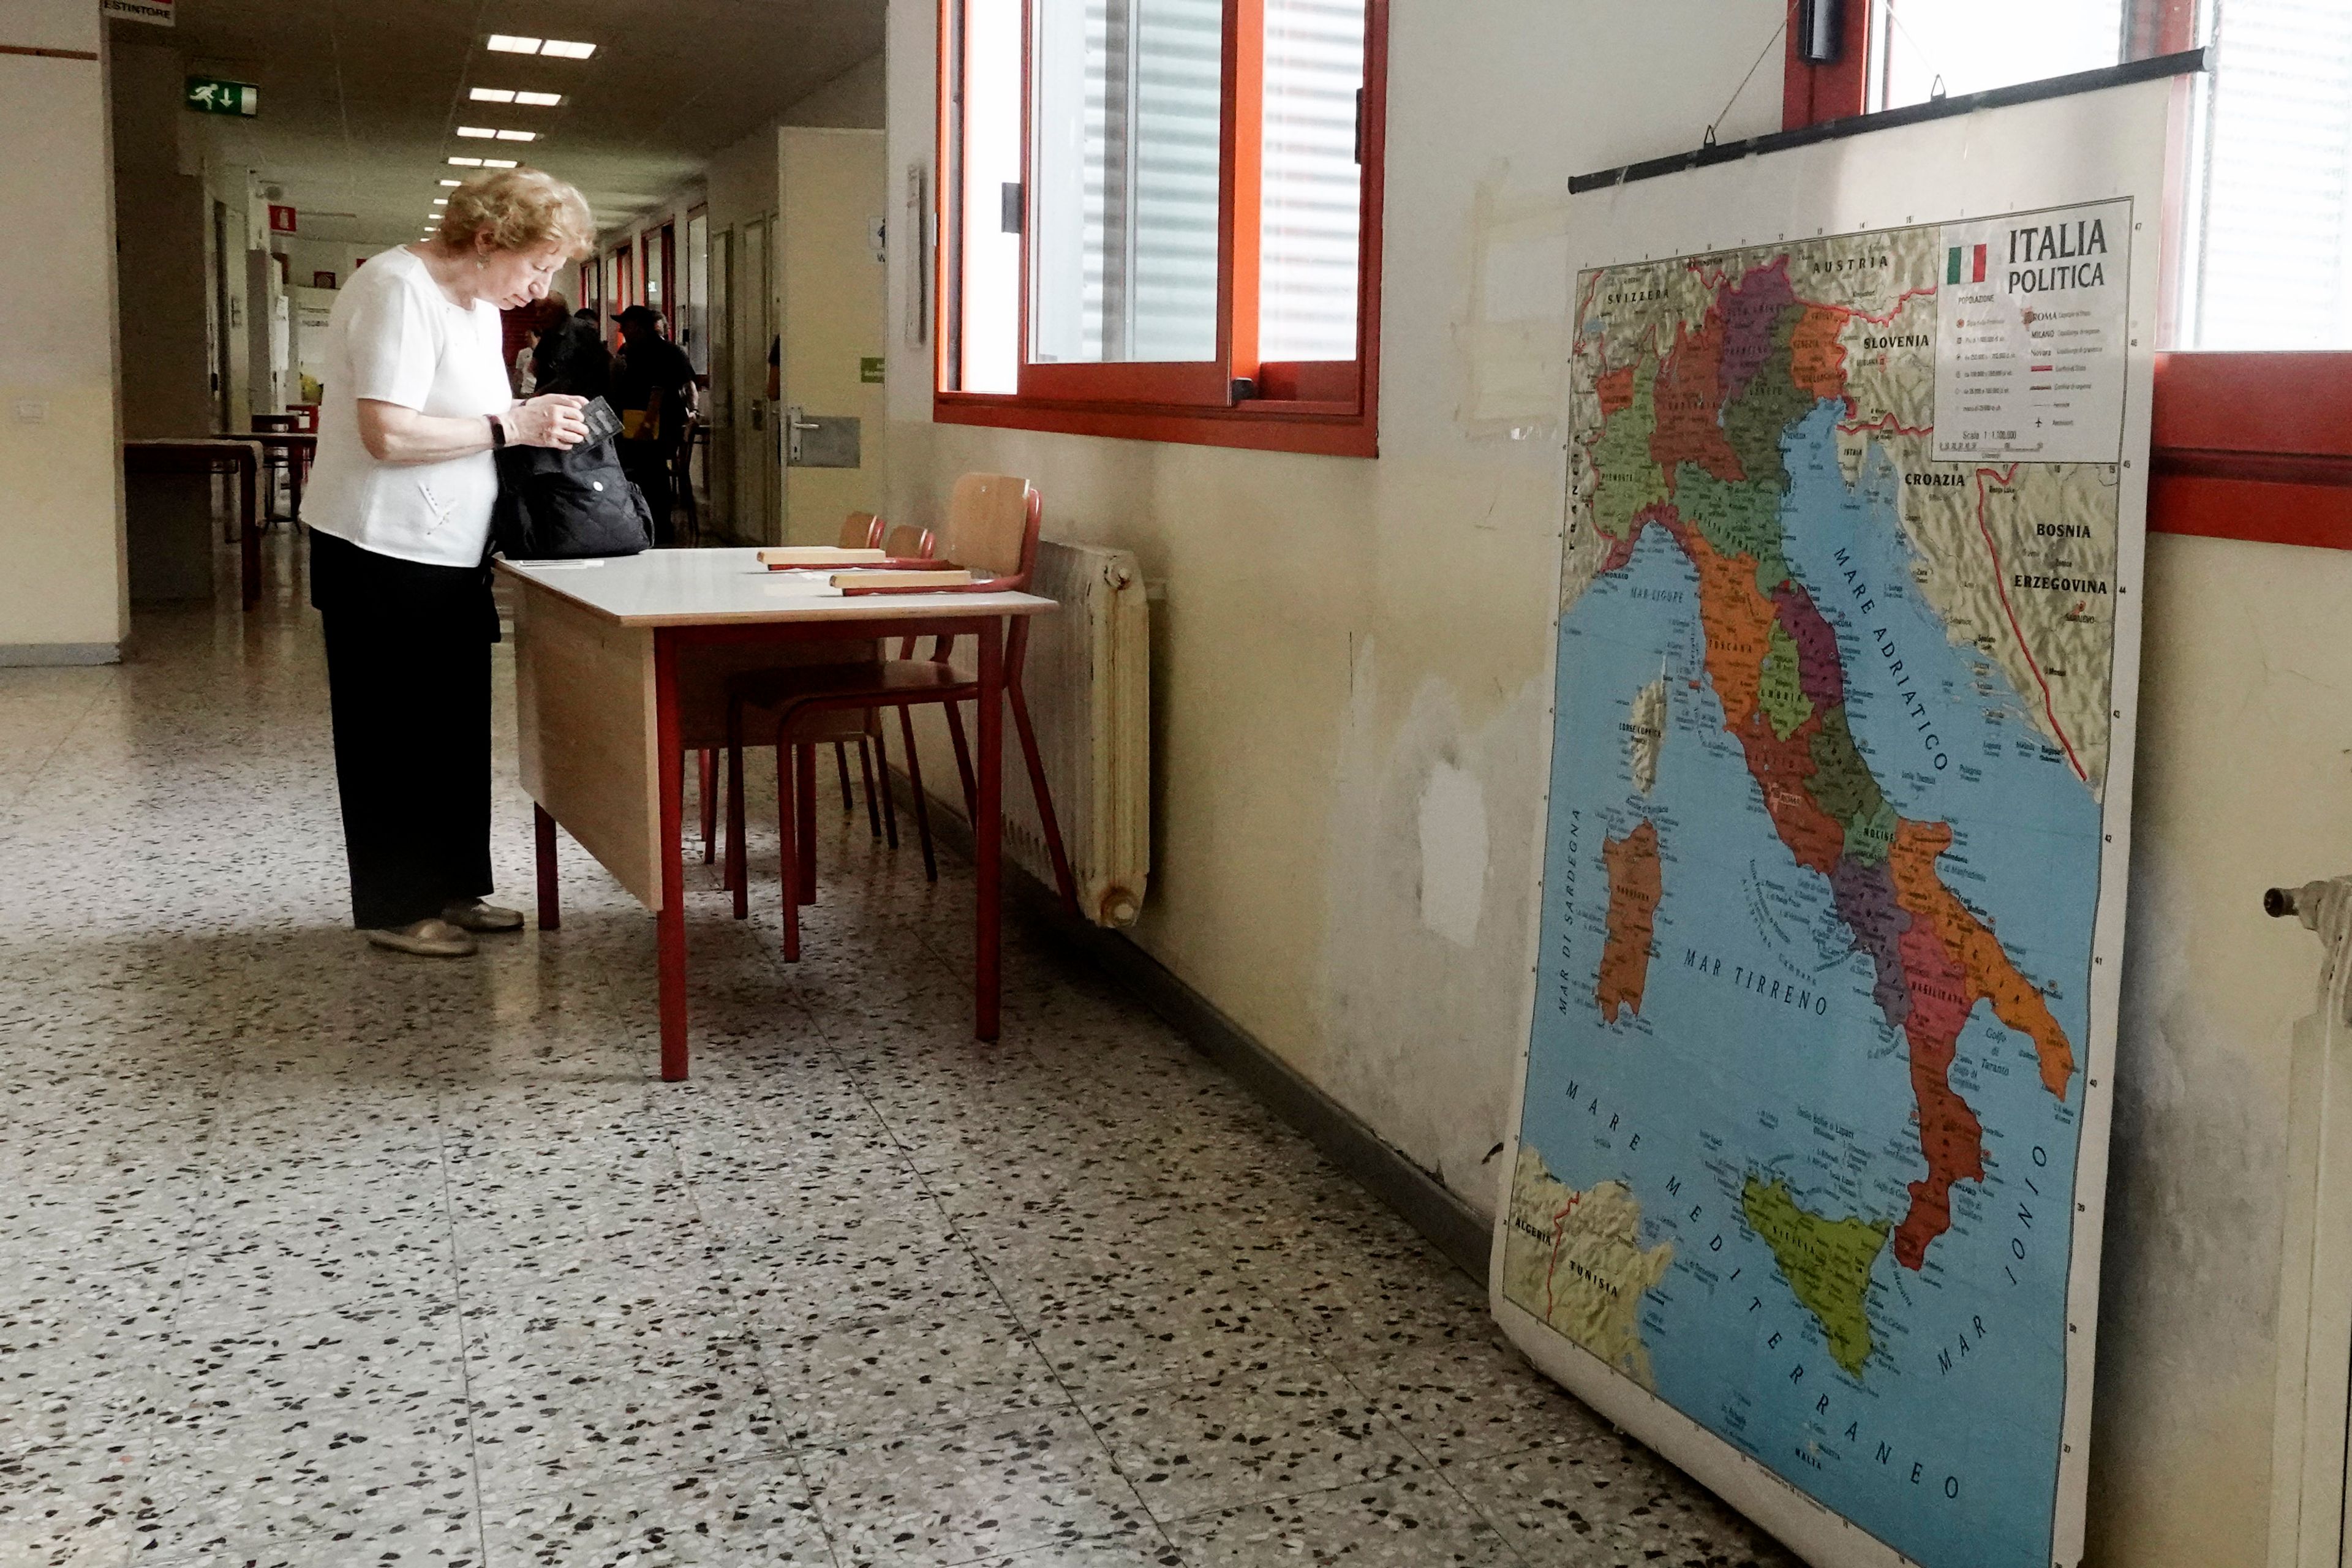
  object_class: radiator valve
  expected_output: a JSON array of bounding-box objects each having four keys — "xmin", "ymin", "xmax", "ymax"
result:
[{"xmin": 2267, "ymin": 876, "xmax": 2352, "ymax": 1024}]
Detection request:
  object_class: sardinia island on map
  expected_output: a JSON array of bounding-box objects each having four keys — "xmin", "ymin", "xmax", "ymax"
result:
[{"xmin": 1504, "ymin": 201, "xmax": 2132, "ymax": 1568}]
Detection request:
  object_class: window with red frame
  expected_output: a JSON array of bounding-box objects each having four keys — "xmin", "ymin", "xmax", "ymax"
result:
[
  {"xmin": 937, "ymin": 0, "xmax": 1387, "ymax": 456},
  {"xmin": 1787, "ymin": 0, "xmax": 2352, "ymax": 548}
]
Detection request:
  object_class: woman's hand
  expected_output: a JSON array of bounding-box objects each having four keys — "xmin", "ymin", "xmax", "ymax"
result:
[{"xmin": 507, "ymin": 394, "xmax": 588, "ymax": 450}]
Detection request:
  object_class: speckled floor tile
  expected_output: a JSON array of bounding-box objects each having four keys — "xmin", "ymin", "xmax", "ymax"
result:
[
  {"xmin": 805, "ymin": 1409, "xmax": 1158, "ymax": 1567},
  {"xmin": 1080, "ymin": 1359, "xmax": 1420, "ymax": 1525},
  {"xmin": 464, "ymin": 1306, "xmax": 795, "ymax": 1503},
  {"xmin": 0, "ymin": 1316, "xmax": 183, "ymax": 1455},
  {"xmin": 1443, "ymin": 1442, "xmax": 1800, "ymax": 1566},
  {"xmin": 478, "ymin": 1457, "xmax": 832, "ymax": 1565},
  {"xmin": 721, "ymin": 1212, "xmax": 1000, "ymax": 1335},
  {"xmin": 127, "ymin": 1404, "xmax": 479, "ymax": 1559},
  {"xmin": 1169, "ymin": 1474, "xmax": 1518, "ymax": 1565},
  {"xmin": 0, "ymin": 562, "xmax": 1789, "ymax": 1568},
  {"xmin": 0, "ymin": 1439, "xmax": 142, "ymax": 1568},
  {"xmin": 162, "ymin": 1301, "xmax": 468, "ymax": 1424},
  {"xmin": 769, "ymin": 1305, "xmax": 1069, "ymax": 1444},
  {"xmin": 1023, "ymin": 1280, "xmax": 1322, "ymax": 1400},
  {"xmin": 1336, "ymin": 1331, "xmax": 1607, "ymax": 1469}
]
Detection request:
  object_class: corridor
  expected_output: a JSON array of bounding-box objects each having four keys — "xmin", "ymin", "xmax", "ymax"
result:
[{"xmin": 0, "ymin": 537, "xmax": 1788, "ymax": 1566}]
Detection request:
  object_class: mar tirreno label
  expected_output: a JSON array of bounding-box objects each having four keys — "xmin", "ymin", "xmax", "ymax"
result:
[{"xmin": 1933, "ymin": 198, "xmax": 2132, "ymax": 464}]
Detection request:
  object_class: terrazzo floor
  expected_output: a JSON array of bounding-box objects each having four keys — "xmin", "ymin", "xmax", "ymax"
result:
[{"xmin": 0, "ymin": 530, "xmax": 1796, "ymax": 1567}]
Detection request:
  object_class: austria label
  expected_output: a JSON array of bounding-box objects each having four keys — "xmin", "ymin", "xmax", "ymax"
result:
[{"xmin": 1932, "ymin": 198, "xmax": 2131, "ymax": 464}]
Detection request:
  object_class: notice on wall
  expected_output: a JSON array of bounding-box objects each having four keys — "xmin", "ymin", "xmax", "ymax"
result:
[
  {"xmin": 1933, "ymin": 202, "xmax": 2130, "ymax": 463},
  {"xmin": 1499, "ymin": 72, "xmax": 2176, "ymax": 1568},
  {"xmin": 103, "ymin": 0, "xmax": 175, "ymax": 26}
]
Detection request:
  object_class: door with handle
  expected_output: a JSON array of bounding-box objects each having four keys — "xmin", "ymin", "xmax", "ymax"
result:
[{"xmin": 775, "ymin": 127, "xmax": 888, "ymax": 545}]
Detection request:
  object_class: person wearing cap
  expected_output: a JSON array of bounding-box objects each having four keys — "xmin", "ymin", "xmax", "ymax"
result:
[{"xmin": 611, "ymin": 304, "xmax": 697, "ymax": 545}]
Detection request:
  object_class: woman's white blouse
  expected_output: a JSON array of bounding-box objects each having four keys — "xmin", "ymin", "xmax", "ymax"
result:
[{"xmin": 300, "ymin": 247, "xmax": 509, "ymax": 568}]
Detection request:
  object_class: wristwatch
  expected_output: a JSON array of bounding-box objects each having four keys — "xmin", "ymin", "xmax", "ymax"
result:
[{"xmin": 488, "ymin": 412, "xmax": 507, "ymax": 450}]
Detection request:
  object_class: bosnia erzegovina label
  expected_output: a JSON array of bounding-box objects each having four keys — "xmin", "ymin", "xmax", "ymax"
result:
[{"xmin": 1507, "ymin": 201, "xmax": 2127, "ymax": 1568}]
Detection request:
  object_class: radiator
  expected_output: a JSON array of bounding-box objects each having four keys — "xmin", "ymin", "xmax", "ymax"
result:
[{"xmin": 951, "ymin": 538, "xmax": 1150, "ymax": 927}]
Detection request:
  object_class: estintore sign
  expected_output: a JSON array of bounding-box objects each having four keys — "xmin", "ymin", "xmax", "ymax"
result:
[
  {"xmin": 269, "ymin": 205, "xmax": 298, "ymax": 235},
  {"xmin": 185, "ymin": 77, "xmax": 257, "ymax": 118},
  {"xmin": 103, "ymin": 0, "xmax": 175, "ymax": 26}
]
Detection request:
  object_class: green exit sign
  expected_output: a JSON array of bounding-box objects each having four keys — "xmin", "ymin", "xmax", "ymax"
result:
[
  {"xmin": 185, "ymin": 77, "xmax": 258, "ymax": 117},
  {"xmin": 859, "ymin": 356, "xmax": 885, "ymax": 384}
]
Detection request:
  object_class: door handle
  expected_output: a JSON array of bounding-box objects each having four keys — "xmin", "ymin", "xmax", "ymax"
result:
[{"xmin": 786, "ymin": 404, "xmax": 816, "ymax": 464}]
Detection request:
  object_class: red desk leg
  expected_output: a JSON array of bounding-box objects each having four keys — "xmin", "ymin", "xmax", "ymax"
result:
[
  {"xmin": 796, "ymin": 744, "xmax": 818, "ymax": 907},
  {"xmin": 654, "ymin": 630, "xmax": 690, "ymax": 1080},
  {"xmin": 975, "ymin": 618, "xmax": 1005, "ymax": 1041},
  {"xmin": 534, "ymin": 804, "xmax": 560, "ymax": 930}
]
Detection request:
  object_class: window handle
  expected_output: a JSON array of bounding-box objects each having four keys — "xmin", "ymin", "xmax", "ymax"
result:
[{"xmin": 1001, "ymin": 182, "xmax": 1024, "ymax": 235}]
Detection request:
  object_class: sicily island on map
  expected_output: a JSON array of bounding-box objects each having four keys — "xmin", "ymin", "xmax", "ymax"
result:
[{"xmin": 1504, "ymin": 202, "xmax": 2133, "ymax": 1568}]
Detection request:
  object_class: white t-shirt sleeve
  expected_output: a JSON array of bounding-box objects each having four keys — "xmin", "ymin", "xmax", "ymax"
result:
[{"xmin": 345, "ymin": 273, "xmax": 439, "ymax": 409}]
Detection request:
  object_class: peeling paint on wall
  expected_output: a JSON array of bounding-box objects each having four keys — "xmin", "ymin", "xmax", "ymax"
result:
[
  {"xmin": 1322, "ymin": 634, "xmax": 1549, "ymax": 1212},
  {"xmin": 2088, "ymin": 847, "xmax": 2287, "ymax": 1568},
  {"xmin": 1418, "ymin": 760, "xmax": 1490, "ymax": 948},
  {"xmin": 1457, "ymin": 170, "xmax": 1571, "ymax": 443}
]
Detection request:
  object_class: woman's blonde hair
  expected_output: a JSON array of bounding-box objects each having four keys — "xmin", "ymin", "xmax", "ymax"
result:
[{"xmin": 439, "ymin": 168, "xmax": 595, "ymax": 260}]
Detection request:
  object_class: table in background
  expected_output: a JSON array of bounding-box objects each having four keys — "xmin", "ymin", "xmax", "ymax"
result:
[
  {"xmin": 123, "ymin": 439, "xmax": 260, "ymax": 608},
  {"xmin": 498, "ymin": 549, "xmax": 1057, "ymax": 1080}
]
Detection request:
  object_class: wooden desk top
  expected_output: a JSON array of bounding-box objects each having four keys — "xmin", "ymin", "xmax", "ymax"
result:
[{"xmin": 499, "ymin": 548, "xmax": 1057, "ymax": 628}]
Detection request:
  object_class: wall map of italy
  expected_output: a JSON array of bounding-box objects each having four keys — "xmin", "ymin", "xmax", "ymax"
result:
[{"xmin": 1505, "ymin": 202, "xmax": 2130, "ymax": 1568}]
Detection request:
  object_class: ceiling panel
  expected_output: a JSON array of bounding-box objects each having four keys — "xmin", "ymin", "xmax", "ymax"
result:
[{"xmin": 116, "ymin": 0, "xmax": 883, "ymax": 249}]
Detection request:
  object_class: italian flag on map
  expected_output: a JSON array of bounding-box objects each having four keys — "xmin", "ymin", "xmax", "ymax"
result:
[{"xmin": 1947, "ymin": 243, "xmax": 1988, "ymax": 284}]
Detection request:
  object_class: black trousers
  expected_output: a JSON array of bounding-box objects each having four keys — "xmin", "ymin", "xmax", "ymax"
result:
[
  {"xmin": 618, "ymin": 440, "xmax": 675, "ymax": 546},
  {"xmin": 311, "ymin": 530, "xmax": 494, "ymax": 930}
]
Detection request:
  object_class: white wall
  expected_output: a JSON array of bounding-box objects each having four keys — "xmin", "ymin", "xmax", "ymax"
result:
[
  {"xmin": 0, "ymin": 0, "xmax": 127, "ymax": 662},
  {"xmin": 884, "ymin": 0, "xmax": 1785, "ymax": 1224},
  {"xmin": 110, "ymin": 38, "xmax": 211, "ymax": 440},
  {"xmin": 882, "ymin": 6, "xmax": 2324, "ymax": 1568}
]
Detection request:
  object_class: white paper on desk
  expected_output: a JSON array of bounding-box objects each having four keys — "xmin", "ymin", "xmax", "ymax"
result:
[{"xmin": 521, "ymin": 559, "xmax": 606, "ymax": 570}]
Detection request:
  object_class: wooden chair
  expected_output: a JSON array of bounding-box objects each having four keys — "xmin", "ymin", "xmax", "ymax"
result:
[
  {"xmin": 695, "ymin": 509, "xmax": 886, "ymax": 867},
  {"xmin": 726, "ymin": 475, "xmax": 1078, "ymax": 959}
]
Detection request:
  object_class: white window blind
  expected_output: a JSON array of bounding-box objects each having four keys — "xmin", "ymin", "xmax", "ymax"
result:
[
  {"xmin": 2185, "ymin": 0, "xmax": 2352, "ymax": 349},
  {"xmin": 1259, "ymin": 0, "xmax": 1363, "ymax": 363},
  {"xmin": 1031, "ymin": 0, "xmax": 1224, "ymax": 365}
]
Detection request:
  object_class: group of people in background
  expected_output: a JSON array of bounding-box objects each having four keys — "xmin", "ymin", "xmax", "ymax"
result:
[{"xmin": 508, "ymin": 295, "xmax": 699, "ymax": 546}]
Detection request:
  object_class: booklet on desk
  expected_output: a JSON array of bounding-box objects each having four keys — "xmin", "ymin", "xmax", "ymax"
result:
[
  {"xmin": 757, "ymin": 546, "xmax": 886, "ymax": 568},
  {"xmin": 834, "ymin": 568, "xmax": 978, "ymax": 594}
]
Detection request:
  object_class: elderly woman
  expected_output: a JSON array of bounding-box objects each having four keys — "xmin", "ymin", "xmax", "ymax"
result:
[{"xmin": 301, "ymin": 168, "xmax": 594, "ymax": 957}]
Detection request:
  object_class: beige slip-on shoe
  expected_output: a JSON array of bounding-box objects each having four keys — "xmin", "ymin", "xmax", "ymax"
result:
[
  {"xmin": 441, "ymin": 899, "xmax": 525, "ymax": 933},
  {"xmin": 366, "ymin": 918, "xmax": 479, "ymax": 957}
]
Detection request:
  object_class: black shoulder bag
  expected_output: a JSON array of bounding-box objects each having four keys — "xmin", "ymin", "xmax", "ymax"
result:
[{"xmin": 490, "ymin": 397, "xmax": 656, "ymax": 561}]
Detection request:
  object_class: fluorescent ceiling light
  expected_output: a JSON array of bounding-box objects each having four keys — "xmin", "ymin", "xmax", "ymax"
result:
[
  {"xmin": 539, "ymin": 39, "xmax": 595, "ymax": 58},
  {"xmin": 514, "ymin": 91, "xmax": 562, "ymax": 107},
  {"xmin": 469, "ymin": 88, "xmax": 516, "ymax": 103},
  {"xmin": 485, "ymin": 34, "xmax": 540, "ymax": 53},
  {"xmin": 456, "ymin": 126, "xmax": 497, "ymax": 138},
  {"xmin": 432, "ymin": 198, "xmax": 448, "ymax": 205},
  {"xmin": 439, "ymin": 178, "xmax": 461, "ymax": 187},
  {"xmin": 447, "ymin": 156, "xmax": 483, "ymax": 166},
  {"xmin": 483, "ymin": 159, "xmax": 519, "ymax": 168},
  {"xmin": 495, "ymin": 129, "xmax": 536, "ymax": 142}
]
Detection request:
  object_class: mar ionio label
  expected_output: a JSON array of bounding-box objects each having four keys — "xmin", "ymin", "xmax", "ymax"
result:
[{"xmin": 1932, "ymin": 199, "xmax": 2131, "ymax": 466}]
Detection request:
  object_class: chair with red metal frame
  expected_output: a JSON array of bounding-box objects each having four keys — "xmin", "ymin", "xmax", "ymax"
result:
[
  {"xmin": 725, "ymin": 474, "xmax": 1079, "ymax": 960},
  {"xmin": 695, "ymin": 510, "xmax": 887, "ymax": 865}
]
